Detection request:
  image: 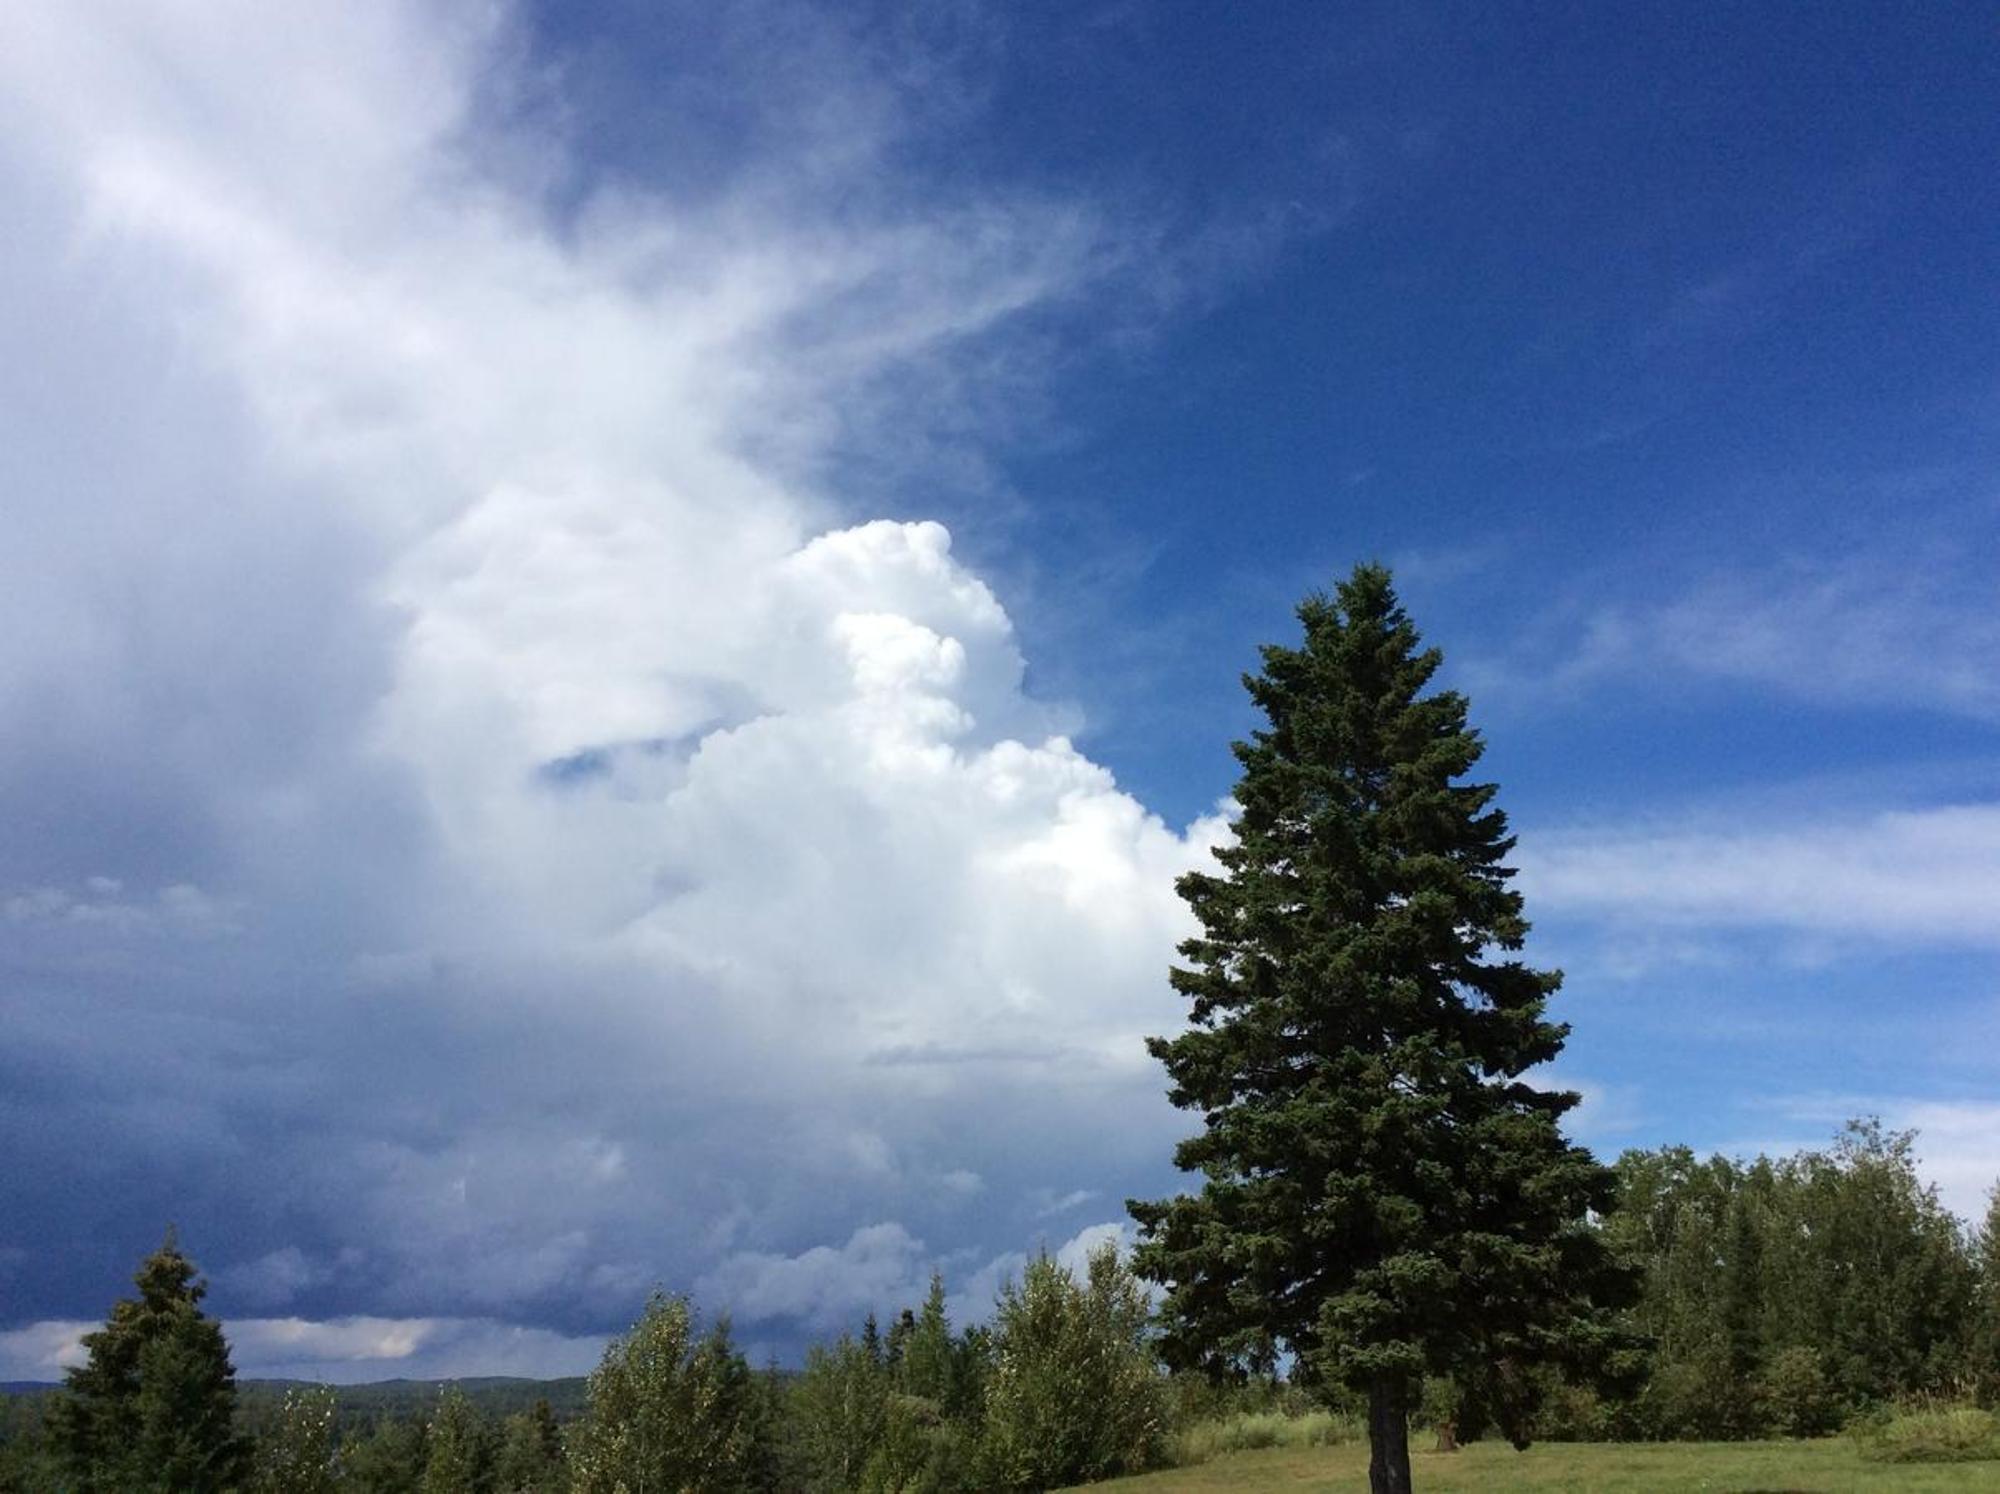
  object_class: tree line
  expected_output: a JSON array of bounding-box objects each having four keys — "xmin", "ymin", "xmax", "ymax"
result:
[{"xmin": 3, "ymin": 1144, "xmax": 1996, "ymax": 1492}]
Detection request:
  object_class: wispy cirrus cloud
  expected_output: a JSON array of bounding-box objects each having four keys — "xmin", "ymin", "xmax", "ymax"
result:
[
  {"xmin": 1468, "ymin": 537, "xmax": 2000, "ymax": 722},
  {"xmin": 1520, "ymin": 803, "xmax": 2000, "ymax": 950}
]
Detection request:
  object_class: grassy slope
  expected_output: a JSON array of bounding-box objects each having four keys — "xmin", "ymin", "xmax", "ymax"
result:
[{"xmin": 1079, "ymin": 1438, "xmax": 1999, "ymax": 1492}]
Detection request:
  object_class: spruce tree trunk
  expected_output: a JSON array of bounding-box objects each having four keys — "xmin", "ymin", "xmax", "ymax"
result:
[{"xmin": 1367, "ymin": 1377, "xmax": 1414, "ymax": 1494}]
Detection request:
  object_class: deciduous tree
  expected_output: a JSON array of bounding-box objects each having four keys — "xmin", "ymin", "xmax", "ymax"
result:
[
  {"xmin": 254, "ymin": 1385, "xmax": 339, "ymax": 1493},
  {"xmin": 567, "ymin": 1294, "xmax": 766, "ymax": 1492},
  {"xmin": 978, "ymin": 1243, "xmax": 1168, "ymax": 1490}
]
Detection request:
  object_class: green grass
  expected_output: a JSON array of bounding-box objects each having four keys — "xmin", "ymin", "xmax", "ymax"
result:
[{"xmin": 1074, "ymin": 1436, "xmax": 2000, "ymax": 1491}]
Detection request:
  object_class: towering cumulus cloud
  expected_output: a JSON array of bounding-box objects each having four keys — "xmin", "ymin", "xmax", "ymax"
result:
[{"xmin": 0, "ymin": 2, "xmax": 1222, "ymax": 1369}]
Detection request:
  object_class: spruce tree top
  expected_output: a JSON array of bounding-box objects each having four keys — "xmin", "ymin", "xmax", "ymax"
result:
[
  {"xmin": 54, "ymin": 1230, "xmax": 249, "ymax": 1493},
  {"xmin": 1130, "ymin": 564, "xmax": 1634, "ymax": 1440}
]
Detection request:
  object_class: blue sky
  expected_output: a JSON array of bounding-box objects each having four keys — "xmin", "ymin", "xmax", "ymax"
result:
[{"xmin": 1, "ymin": 1, "xmax": 1995, "ymax": 1381}]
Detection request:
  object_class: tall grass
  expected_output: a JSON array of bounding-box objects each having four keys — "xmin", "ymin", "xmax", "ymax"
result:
[
  {"xmin": 1171, "ymin": 1409, "xmax": 1359, "ymax": 1466},
  {"xmin": 1850, "ymin": 1402, "xmax": 2000, "ymax": 1464}
]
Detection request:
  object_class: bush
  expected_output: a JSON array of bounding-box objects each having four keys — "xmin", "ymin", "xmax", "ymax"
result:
[
  {"xmin": 1851, "ymin": 1403, "xmax": 2000, "ymax": 1463},
  {"xmin": 1632, "ymin": 1351, "xmax": 1753, "ymax": 1440},
  {"xmin": 1757, "ymin": 1345, "xmax": 1843, "ymax": 1438},
  {"xmin": 1527, "ymin": 1379, "xmax": 1615, "ymax": 1443},
  {"xmin": 977, "ymin": 1244, "xmax": 1170, "ymax": 1490},
  {"xmin": 854, "ymin": 1396, "xmax": 979, "ymax": 1493}
]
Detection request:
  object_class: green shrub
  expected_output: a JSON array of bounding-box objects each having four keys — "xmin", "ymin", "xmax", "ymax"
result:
[
  {"xmin": 1757, "ymin": 1345, "xmax": 1843, "ymax": 1438},
  {"xmin": 1527, "ymin": 1378, "xmax": 1615, "ymax": 1443},
  {"xmin": 1633, "ymin": 1351, "xmax": 1756, "ymax": 1440},
  {"xmin": 1851, "ymin": 1403, "xmax": 2000, "ymax": 1463},
  {"xmin": 977, "ymin": 1244, "xmax": 1170, "ymax": 1490},
  {"xmin": 855, "ymin": 1397, "xmax": 979, "ymax": 1493}
]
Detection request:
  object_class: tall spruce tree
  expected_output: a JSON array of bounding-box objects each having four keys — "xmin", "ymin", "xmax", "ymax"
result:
[
  {"xmin": 1130, "ymin": 565, "xmax": 1636, "ymax": 1494},
  {"xmin": 50, "ymin": 1229, "xmax": 250, "ymax": 1493}
]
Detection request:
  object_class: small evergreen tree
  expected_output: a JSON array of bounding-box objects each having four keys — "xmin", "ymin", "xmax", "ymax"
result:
[
  {"xmin": 861, "ymin": 1314, "xmax": 884, "ymax": 1369},
  {"xmin": 1130, "ymin": 567, "xmax": 1637, "ymax": 1493},
  {"xmin": 50, "ymin": 1229, "xmax": 251, "ymax": 1492},
  {"xmin": 944, "ymin": 1325, "xmax": 993, "ymax": 1427},
  {"xmin": 343, "ymin": 1414, "xmax": 428, "ymax": 1493},
  {"xmin": 898, "ymin": 1275, "xmax": 956, "ymax": 1406},
  {"xmin": 884, "ymin": 1309, "xmax": 917, "ymax": 1373},
  {"xmin": 492, "ymin": 1399, "xmax": 564, "ymax": 1493}
]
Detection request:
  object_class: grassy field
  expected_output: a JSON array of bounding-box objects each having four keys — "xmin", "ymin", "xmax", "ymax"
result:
[{"xmin": 1076, "ymin": 1437, "xmax": 2000, "ymax": 1492}]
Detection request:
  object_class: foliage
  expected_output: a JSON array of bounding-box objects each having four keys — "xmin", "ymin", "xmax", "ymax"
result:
[
  {"xmin": 1520, "ymin": 1371, "xmax": 1615, "ymax": 1443},
  {"xmin": 792, "ymin": 1333, "xmax": 890, "ymax": 1491},
  {"xmin": 0, "ymin": 1393, "xmax": 60, "ymax": 1494},
  {"xmin": 254, "ymin": 1385, "xmax": 340, "ymax": 1493},
  {"xmin": 896, "ymin": 1276, "xmax": 956, "ymax": 1409},
  {"xmin": 566, "ymin": 1293, "xmax": 769, "ymax": 1493},
  {"xmin": 48, "ymin": 1230, "xmax": 251, "ymax": 1493},
  {"xmin": 341, "ymin": 1414, "xmax": 429, "ymax": 1493},
  {"xmin": 1130, "ymin": 565, "xmax": 1638, "ymax": 1491},
  {"xmin": 423, "ymin": 1383, "xmax": 490, "ymax": 1492},
  {"xmin": 1972, "ymin": 1188, "xmax": 2000, "ymax": 1408},
  {"xmin": 1851, "ymin": 1403, "xmax": 2000, "ymax": 1464},
  {"xmin": 1606, "ymin": 1122, "xmax": 1980, "ymax": 1438},
  {"xmin": 489, "ymin": 1398, "xmax": 565, "ymax": 1492},
  {"xmin": 978, "ymin": 1242, "xmax": 1170, "ymax": 1490},
  {"xmin": 788, "ymin": 1272, "xmax": 991, "ymax": 1494},
  {"xmin": 1756, "ymin": 1345, "xmax": 1842, "ymax": 1439},
  {"xmin": 856, "ymin": 1395, "xmax": 980, "ymax": 1493}
]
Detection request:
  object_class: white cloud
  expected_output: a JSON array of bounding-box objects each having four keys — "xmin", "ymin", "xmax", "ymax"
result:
[
  {"xmin": 3, "ymin": 880, "xmax": 240, "ymax": 937},
  {"xmin": 702, "ymin": 1218, "xmax": 1141, "ymax": 1343},
  {"xmin": 696, "ymin": 1224, "xmax": 930, "ymax": 1337},
  {"xmin": 0, "ymin": 1321, "xmax": 94, "ymax": 1381},
  {"xmin": 1474, "ymin": 547, "xmax": 2000, "ymax": 721},
  {"xmin": 0, "ymin": 0, "xmax": 1225, "ymax": 1359},
  {"xmin": 1521, "ymin": 803, "xmax": 2000, "ymax": 949},
  {"xmin": 1895, "ymin": 1101, "xmax": 2000, "ymax": 1225},
  {"xmin": 1033, "ymin": 1188, "xmax": 1099, "ymax": 1218},
  {"xmin": 0, "ymin": 1316, "xmax": 609, "ymax": 1385}
]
